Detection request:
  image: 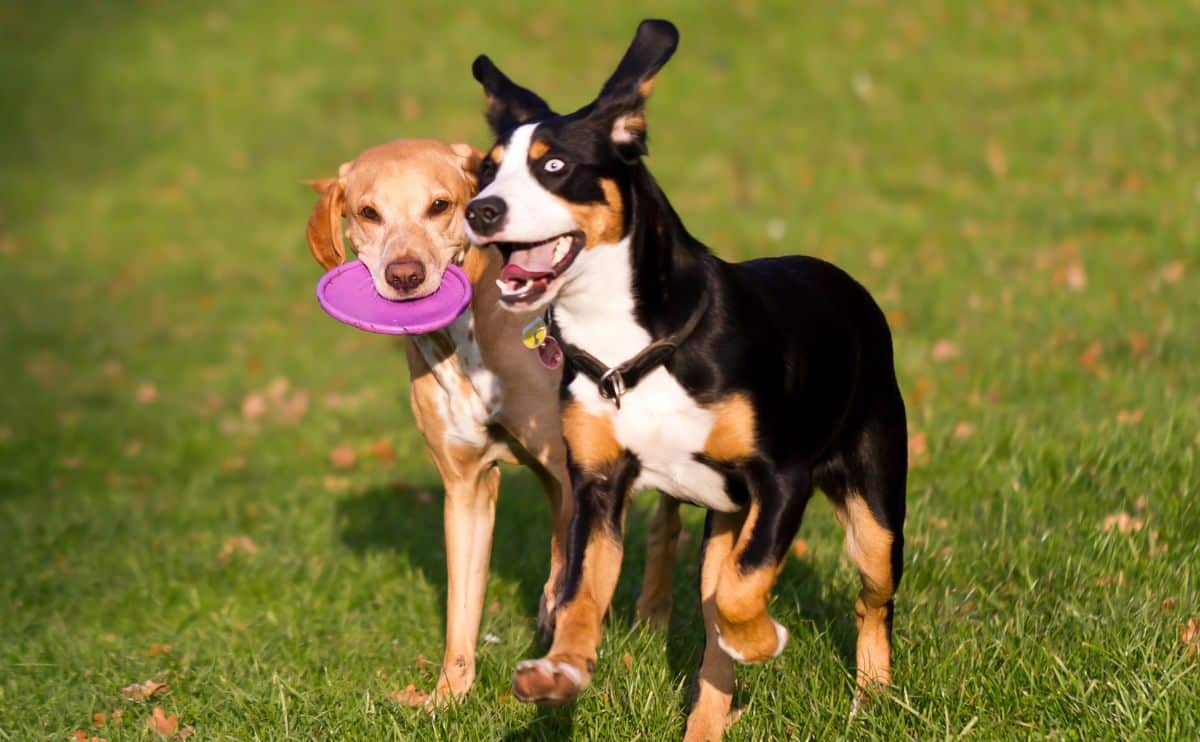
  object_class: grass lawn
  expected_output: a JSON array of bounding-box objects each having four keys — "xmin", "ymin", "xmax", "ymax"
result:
[{"xmin": 2, "ymin": 1, "xmax": 1198, "ymax": 738}]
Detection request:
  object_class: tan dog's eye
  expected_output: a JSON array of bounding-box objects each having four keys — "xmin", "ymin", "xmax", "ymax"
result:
[
  {"xmin": 428, "ymin": 199, "xmax": 451, "ymax": 216},
  {"xmin": 358, "ymin": 205, "xmax": 381, "ymax": 222}
]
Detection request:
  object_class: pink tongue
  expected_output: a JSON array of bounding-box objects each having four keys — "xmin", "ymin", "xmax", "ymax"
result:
[{"xmin": 501, "ymin": 240, "xmax": 558, "ymax": 282}]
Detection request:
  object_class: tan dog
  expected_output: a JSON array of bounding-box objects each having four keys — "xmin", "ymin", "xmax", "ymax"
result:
[{"xmin": 305, "ymin": 139, "xmax": 682, "ymax": 701}]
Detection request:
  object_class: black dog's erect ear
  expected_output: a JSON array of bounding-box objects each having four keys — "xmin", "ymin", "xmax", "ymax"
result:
[
  {"xmin": 472, "ymin": 55, "xmax": 554, "ymax": 136},
  {"xmin": 591, "ymin": 19, "xmax": 680, "ymax": 162}
]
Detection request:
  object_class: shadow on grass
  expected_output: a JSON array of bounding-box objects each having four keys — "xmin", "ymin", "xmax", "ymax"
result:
[{"xmin": 335, "ymin": 465, "xmax": 559, "ymax": 624}]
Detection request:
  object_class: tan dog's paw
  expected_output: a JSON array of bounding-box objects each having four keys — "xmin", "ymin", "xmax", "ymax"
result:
[
  {"xmin": 715, "ymin": 616, "xmax": 788, "ymax": 665},
  {"xmin": 511, "ymin": 656, "xmax": 588, "ymax": 706},
  {"xmin": 635, "ymin": 591, "xmax": 672, "ymax": 630}
]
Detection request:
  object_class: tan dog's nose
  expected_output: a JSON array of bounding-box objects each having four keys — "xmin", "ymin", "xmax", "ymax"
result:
[{"xmin": 385, "ymin": 260, "xmax": 427, "ymax": 292}]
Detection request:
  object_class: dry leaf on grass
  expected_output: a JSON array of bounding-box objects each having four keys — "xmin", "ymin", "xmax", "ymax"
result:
[
  {"xmin": 92, "ymin": 712, "xmax": 106, "ymax": 727},
  {"xmin": 1127, "ymin": 332, "xmax": 1149, "ymax": 356},
  {"xmin": 985, "ymin": 137, "xmax": 1007, "ymax": 178},
  {"xmin": 908, "ymin": 431, "xmax": 929, "ymax": 468},
  {"xmin": 791, "ymin": 538, "xmax": 809, "ymax": 560},
  {"xmin": 109, "ymin": 709, "xmax": 123, "ymax": 724},
  {"xmin": 622, "ymin": 653, "xmax": 634, "ymax": 671},
  {"xmin": 145, "ymin": 706, "xmax": 180, "ymax": 737},
  {"xmin": 1160, "ymin": 261, "xmax": 1185, "ymax": 284},
  {"xmin": 392, "ymin": 684, "xmax": 430, "ymax": 707},
  {"xmin": 217, "ymin": 535, "xmax": 259, "ymax": 562},
  {"xmin": 137, "ymin": 383, "xmax": 159, "ymax": 404},
  {"xmin": 1181, "ymin": 617, "xmax": 1199, "ymax": 657},
  {"xmin": 149, "ymin": 643, "xmax": 172, "ymax": 658},
  {"xmin": 1116, "ymin": 409, "xmax": 1143, "ymax": 425},
  {"xmin": 1101, "ymin": 512, "xmax": 1145, "ymax": 534},
  {"xmin": 323, "ymin": 476, "xmax": 350, "ymax": 493},
  {"xmin": 241, "ymin": 392, "xmax": 267, "ymax": 422},
  {"xmin": 119, "ymin": 679, "xmax": 170, "ymax": 702},
  {"xmin": 1077, "ymin": 342, "xmax": 1103, "ymax": 374},
  {"xmin": 369, "ymin": 438, "xmax": 395, "ymax": 463},
  {"xmin": 931, "ymin": 339, "xmax": 959, "ymax": 362},
  {"xmin": 1161, "ymin": 597, "xmax": 1177, "ymax": 612},
  {"xmin": 329, "ymin": 444, "xmax": 356, "ymax": 470},
  {"xmin": 953, "ymin": 421, "xmax": 976, "ymax": 439}
]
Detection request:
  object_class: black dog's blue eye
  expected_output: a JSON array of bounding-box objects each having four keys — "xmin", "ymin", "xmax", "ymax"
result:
[{"xmin": 544, "ymin": 158, "xmax": 565, "ymax": 173}]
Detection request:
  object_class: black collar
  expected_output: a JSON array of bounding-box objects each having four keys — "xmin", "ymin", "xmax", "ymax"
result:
[{"xmin": 549, "ymin": 292, "xmax": 710, "ymax": 408}]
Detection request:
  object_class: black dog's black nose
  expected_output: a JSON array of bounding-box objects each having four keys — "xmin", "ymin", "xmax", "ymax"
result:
[
  {"xmin": 385, "ymin": 259, "xmax": 426, "ymax": 292},
  {"xmin": 465, "ymin": 196, "xmax": 506, "ymax": 235}
]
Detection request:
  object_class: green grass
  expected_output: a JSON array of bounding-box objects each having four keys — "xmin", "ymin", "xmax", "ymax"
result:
[{"xmin": 2, "ymin": 0, "xmax": 1198, "ymax": 738}]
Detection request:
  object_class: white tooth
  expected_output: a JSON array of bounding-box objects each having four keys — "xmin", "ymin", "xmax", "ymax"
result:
[
  {"xmin": 553, "ymin": 237, "xmax": 569, "ymax": 264},
  {"xmin": 496, "ymin": 279, "xmax": 509, "ymax": 292}
]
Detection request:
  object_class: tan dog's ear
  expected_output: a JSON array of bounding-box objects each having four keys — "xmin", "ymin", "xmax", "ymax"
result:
[
  {"xmin": 305, "ymin": 178, "xmax": 346, "ymax": 270},
  {"xmin": 449, "ymin": 143, "xmax": 483, "ymax": 192}
]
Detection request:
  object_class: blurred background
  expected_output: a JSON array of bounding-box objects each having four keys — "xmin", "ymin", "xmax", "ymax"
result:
[{"xmin": 1, "ymin": 1, "xmax": 1197, "ymax": 738}]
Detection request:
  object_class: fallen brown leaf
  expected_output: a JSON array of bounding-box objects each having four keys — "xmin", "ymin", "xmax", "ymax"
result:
[
  {"xmin": 136, "ymin": 383, "xmax": 159, "ymax": 404},
  {"xmin": 109, "ymin": 709, "xmax": 123, "ymax": 724},
  {"xmin": 1101, "ymin": 512, "xmax": 1145, "ymax": 534},
  {"xmin": 146, "ymin": 706, "xmax": 178, "ymax": 737},
  {"xmin": 953, "ymin": 421, "xmax": 976, "ymax": 439},
  {"xmin": 93, "ymin": 712, "xmax": 106, "ymax": 727},
  {"xmin": 1127, "ymin": 332, "xmax": 1149, "ymax": 356},
  {"xmin": 909, "ymin": 377, "xmax": 934, "ymax": 406},
  {"xmin": 985, "ymin": 137, "xmax": 1007, "ymax": 178},
  {"xmin": 1162, "ymin": 597, "xmax": 1177, "ymax": 612},
  {"xmin": 392, "ymin": 684, "xmax": 430, "ymax": 707},
  {"xmin": 1062, "ymin": 260, "xmax": 1087, "ymax": 292},
  {"xmin": 621, "ymin": 653, "xmax": 634, "ymax": 671},
  {"xmin": 329, "ymin": 444, "xmax": 356, "ymax": 470},
  {"xmin": 791, "ymin": 538, "xmax": 809, "ymax": 560},
  {"xmin": 119, "ymin": 679, "xmax": 170, "ymax": 702},
  {"xmin": 1160, "ymin": 261, "xmax": 1185, "ymax": 284},
  {"xmin": 1181, "ymin": 617, "xmax": 1199, "ymax": 657},
  {"xmin": 1116, "ymin": 409, "xmax": 1143, "ymax": 425},
  {"xmin": 240, "ymin": 392, "xmax": 267, "ymax": 422},
  {"xmin": 149, "ymin": 643, "xmax": 172, "ymax": 658},
  {"xmin": 1094, "ymin": 572, "xmax": 1124, "ymax": 588},
  {"xmin": 1077, "ymin": 342, "xmax": 1103, "ymax": 374},
  {"xmin": 931, "ymin": 339, "xmax": 959, "ymax": 362},
  {"xmin": 217, "ymin": 535, "xmax": 259, "ymax": 562},
  {"xmin": 323, "ymin": 476, "xmax": 350, "ymax": 493},
  {"xmin": 1134, "ymin": 495, "xmax": 1147, "ymax": 511},
  {"xmin": 908, "ymin": 431, "xmax": 929, "ymax": 467},
  {"xmin": 369, "ymin": 438, "xmax": 395, "ymax": 463}
]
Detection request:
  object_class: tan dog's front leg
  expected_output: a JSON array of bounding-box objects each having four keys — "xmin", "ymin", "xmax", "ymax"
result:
[
  {"xmin": 435, "ymin": 463, "xmax": 500, "ymax": 701},
  {"xmin": 636, "ymin": 493, "xmax": 681, "ymax": 629}
]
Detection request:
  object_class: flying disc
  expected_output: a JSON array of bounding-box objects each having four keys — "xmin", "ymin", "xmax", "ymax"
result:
[{"xmin": 316, "ymin": 261, "xmax": 472, "ymax": 335}]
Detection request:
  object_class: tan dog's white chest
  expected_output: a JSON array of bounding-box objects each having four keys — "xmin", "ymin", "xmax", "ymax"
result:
[{"xmin": 411, "ymin": 313, "xmax": 503, "ymax": 449}]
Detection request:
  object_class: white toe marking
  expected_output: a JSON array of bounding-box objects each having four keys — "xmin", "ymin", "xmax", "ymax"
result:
[
  {"xmin": 770, "ymin": 619, "xmax": 789, "ymax": 659},
  {"xmin": 715, "ymin": 628, "xmax": 748, "ymax": 664}
]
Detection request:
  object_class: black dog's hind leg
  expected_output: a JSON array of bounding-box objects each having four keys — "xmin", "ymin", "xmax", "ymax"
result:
[{"xmin": 712, "ymin": 461, "xmax": 814, "ymax": 664}]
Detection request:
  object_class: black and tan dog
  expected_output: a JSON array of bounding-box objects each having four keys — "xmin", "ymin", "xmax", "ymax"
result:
[{"xmin": 464, "ymin": 20, "xmax": 907, "ymax": 739}]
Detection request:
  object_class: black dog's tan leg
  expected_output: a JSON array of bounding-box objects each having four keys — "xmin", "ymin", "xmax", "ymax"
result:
[
  {"xmin": 712, "ymin": 465, "xmax": 811, "ymax": 664},
  {"xmin": 512, "ymin": 403, "xmax": 634, "ymax": 706},
  {"xmin": 636, "ymin": 493, "xmax": 681, "ymax": 629},
  {"xmin": 684, "ymin": 510, "xmax": 745, "ymax": 742},
  {"xmin": 834, "ymin": 493, "xmax": 898, "ymax": 690}
]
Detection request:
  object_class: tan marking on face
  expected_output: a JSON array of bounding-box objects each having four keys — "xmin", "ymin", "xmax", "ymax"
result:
[
  {"xmin": 703, "ymin": 393, "xmax": 757, "ymax": 462},
  {"xmin": 556, "ymin": 178, "xmax": 625, "ymax": 248},
  {"xmin": 563, "ymin": 401, "xmax": 621, "ymax": 471},
  {"xmin": 638, "ymin": 78, "xmax": 656, "ymax": 98},
  {"xmin": 834, "ymin": 492, "xmax": 896, "ymax": 687},
  {"xmin": 528, "ymin": 139, "xmax": 550, "ymax": 160},
  {"xmin": 490, "ymin": 145, "xmax": 505, "ymax": 165}
]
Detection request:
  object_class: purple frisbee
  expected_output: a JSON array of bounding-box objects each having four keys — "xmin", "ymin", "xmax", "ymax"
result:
[{"xmin": 316, "ymin": 261, "xmax": 472, "ymax": 335}]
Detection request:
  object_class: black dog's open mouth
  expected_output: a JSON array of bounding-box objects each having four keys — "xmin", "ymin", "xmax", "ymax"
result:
[{"xmin": 495, "ymin": 231, "xmax": 584, "ymax": 304}]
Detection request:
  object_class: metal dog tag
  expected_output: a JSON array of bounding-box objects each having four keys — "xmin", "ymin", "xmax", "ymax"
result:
[
  {"xmin": 537, "ymin": 336, "xmax": 563, "ymax": 369},
  {"xmin": 522, "ymin": 316, "xmax": 548, "ymax": 349}
]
